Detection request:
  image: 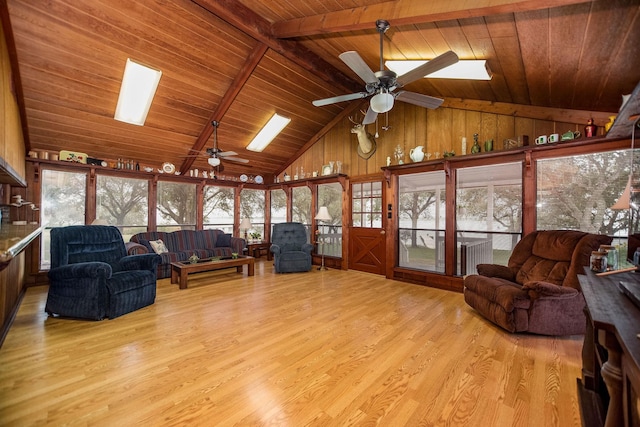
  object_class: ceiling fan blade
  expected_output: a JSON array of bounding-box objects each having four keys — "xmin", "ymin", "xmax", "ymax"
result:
[
  {"xmin": 396, "ymin": 51, "xmax": 459, "ymax": 87},
  {"xmin": 339, "ymin": 51, "xmax": 378, "ymax": 85},
  {"xmin": 312, "ymin": 92, "xmax": 369, "ymax": 107},
  {"xmin": 362, "ymin": 106, "xmax": 378, "ymax": 125},
  {"xmin": 217, "ymin": 150, "xmax": 238, "ymax": 157},
  {"xmin": 395, "ymin": 91, "xmax": 444, "ymax": 109},
  {"xmin": 223, "ymin": 156, "xmax": 249, "ymax": 164}
]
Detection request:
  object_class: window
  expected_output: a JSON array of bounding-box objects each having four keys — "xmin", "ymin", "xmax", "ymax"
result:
[
  {"xmin": 40, "ymin": 169, "xmax": 87, "ymax": 269},
  {"xmin": 537, "ymin": 150, "xmax": 631, "ymax": 261},
  {"xmin": 352, "ymin": 181, "xmax": 382, "ymax": 228},
  {"xmin": 457, "ymin": 163, "xmax": 522, "ymax": 273},
  {"xmin": 317, "ymin": 182, "xmax": 342, "ymax": 257},
  {"xmin": 537, "ymin": 150, "xmax": 630, "ymax": 234},
  {"xmin": 292, "ymin": 186, "xmax": 312, "ymax": 235},
  {"xmin": 398, "ymin": 172, "xmax": 445, "ymax": 272},
  {"xmin": 96, "ymin": 175, "xmax": 149, "ymax": 240},
  {"xmin": 156, "ymin": 181, "xmax": 196, "ymax": 231},
  {"xmin": 270, "ymin": 188, "xmax": 287, "ymax": 227},
  {"xmin": 203, "ymin": 185, "xmax": 235, "ymax": 233},
  {"xmin": 240, "ymin": 189, "xmax": 265, "ymax": 238}
]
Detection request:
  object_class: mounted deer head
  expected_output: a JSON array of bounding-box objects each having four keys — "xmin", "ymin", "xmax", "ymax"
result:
[{"xmin": 349, "ymin": 113, "xmax": 377, "ymax": 160}]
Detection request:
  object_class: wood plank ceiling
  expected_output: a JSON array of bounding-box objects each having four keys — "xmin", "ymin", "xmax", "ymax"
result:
[{"xmin": 3, "ymin": 0, "xmax": 640, "ymax": 179}]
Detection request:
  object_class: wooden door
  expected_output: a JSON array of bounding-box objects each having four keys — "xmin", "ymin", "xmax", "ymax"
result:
[{"xmin": 349, "ymin": 180, "xmax": 386, "ymax": 275}]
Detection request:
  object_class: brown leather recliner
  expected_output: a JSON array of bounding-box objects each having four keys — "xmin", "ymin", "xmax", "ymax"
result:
[{"xmin": 463, "ymin": 230, "xmax": 612, "ymax": 335}]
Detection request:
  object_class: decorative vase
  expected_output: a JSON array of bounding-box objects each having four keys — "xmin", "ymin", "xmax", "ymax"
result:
[
  {"xmin": 585, "ymin": 118, "xmax": 598, "ymax": 138},
  {"xmin": 484, "ymin": 139, "xmax": 493, "ymax": 152},
  {"xmin": 471, "ymin": 133, "xmax": 481, "ymax": 153},
  {"xmin": 409, "ymin": 146, "xmax": 425, "ymax": 162}
]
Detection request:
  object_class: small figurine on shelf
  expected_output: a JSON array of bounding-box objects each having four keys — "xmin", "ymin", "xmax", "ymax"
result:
[
  {"xmin": 605, "ymin": 116, "xmax": 616, "ymax": 133},
  {"xmin": 394, "ymin": 145, "xmax": 404, "ymax": 164},
  {"xmin": 585, "ymin": 118, "xmax": 598, "ymax": 138},
  {"xmin": 471, "ymin": 133, "xmax": 481, "ymax": 153}
]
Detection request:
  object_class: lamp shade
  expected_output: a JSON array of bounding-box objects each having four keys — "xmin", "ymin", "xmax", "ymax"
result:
[
  {"xmin": 239, "ymin": 218, "xmax": 252, "ymax": 230},
  {"xmin": 208, "ymin": 156, "xmax": 221, "ymax": 167},
  {"xmin": 611, "ymin": 175, "xmax": 632, "ymax": 210},
  {"xmin": 315, "ymin": 206, "xmax": 332, "ymax": 221},
  {"xmin": 370, "ymin": 92, "xmax": 394, "ymax": 113}
]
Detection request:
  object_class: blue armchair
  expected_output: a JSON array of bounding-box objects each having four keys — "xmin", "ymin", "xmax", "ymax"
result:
[
  {"xmin": 46, "ymin": 225, "xmax": 161, "ymax": 320},
  {"xmin": 270, "ymin": 222, "xmax": 314, "ymax": 273}
]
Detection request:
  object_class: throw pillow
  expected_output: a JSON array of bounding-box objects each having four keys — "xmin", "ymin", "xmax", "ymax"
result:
[
  {"xmin": 149, "ymin": 239, "xmax": 169, "ymax": 254},
  {"xmin": 216, "ymin": 233, "xmax": 232, "ymax": 247}
]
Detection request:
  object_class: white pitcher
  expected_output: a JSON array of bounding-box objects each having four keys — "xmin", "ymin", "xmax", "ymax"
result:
[{"xmin": 410, "ymin": 146, "xmax": 425, "ymax": 162}]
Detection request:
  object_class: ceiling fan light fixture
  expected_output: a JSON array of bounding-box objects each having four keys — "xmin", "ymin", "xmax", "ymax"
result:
[
  {"xmin": 208, "ymin": 156, "xmax": 221, "ymax": 167},
  {"xmin": 247, "ymin": 113, "xmax": 291, "ymax": 152},
  {"xmin": 370, "ymin": 92, "xmax": 394, "ymax": 113},
  {"xmin": 386, "ymin": 59, "xmax": 492, "ymax": 80},
  {"xmin": 114, "ymin": 58, "xmax": 162, "ymax": 125}
]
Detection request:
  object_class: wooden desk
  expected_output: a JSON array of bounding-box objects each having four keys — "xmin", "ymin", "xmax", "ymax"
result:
[{"xmin": 578, "ymin": 268, "xmax": 640, "ymax": 427}]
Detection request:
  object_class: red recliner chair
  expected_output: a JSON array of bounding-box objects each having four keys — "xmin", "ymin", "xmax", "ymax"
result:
[{"xmin": 463, "ymin": 230, "xmax": 612, "ymax": 335}]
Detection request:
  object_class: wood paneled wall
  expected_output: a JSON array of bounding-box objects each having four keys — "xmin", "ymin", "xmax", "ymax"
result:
[
  {"xmin": 0, "ymin": 17, "xmax": 29, "ymax": 347},
  {"xmin": 284, "ymin": 102, "xmax": 594, "ymax": 180}
]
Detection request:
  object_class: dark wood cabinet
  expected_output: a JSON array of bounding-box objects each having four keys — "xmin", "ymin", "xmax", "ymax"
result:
[{"xmin": 578, "ymin": 268, "xmax": 640, "ymax": 427}]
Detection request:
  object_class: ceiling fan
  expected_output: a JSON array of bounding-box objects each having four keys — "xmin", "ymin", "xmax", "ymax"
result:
[
  {"xmin": 193, "ymin": 120, "xmax": 249, "ymax": 167},
  {"xmin": 312, "ymin": 19, "xmax": 459, "ymax": 125}
]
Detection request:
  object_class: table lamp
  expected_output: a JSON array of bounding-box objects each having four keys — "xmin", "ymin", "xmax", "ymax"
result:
[
  {"xmin": 315, "ymin": 206, "xmax": 332, "ymax": 270},
  {"xmin": 240, "ymin": 217, "xmax": 252, "ymax": 240}
]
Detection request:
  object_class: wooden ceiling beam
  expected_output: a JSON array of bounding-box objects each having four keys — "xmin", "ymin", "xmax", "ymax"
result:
[
  {"xmin": 179, "ymin": 43, "xmax": 268, "ymax": 173},
  {"xmin": 191, "ymin": 0, "xmax": 360, "ymax": 94},
  {"xmin": 442, "ymin": 98, "xmax": 615, "ymax": 126},
  {"xmin": 271, "ymin": 0, "xmax": 596, "ymax": 38}
]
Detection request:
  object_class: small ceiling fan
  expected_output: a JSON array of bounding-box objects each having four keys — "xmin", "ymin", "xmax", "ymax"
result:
[
  {"xmin": 192, "ymin": 120, "xmax": 249, "ymax": 167},
  {"xmin": 312, "ymin": 19, "xmax": 459, "ymax": 125}
]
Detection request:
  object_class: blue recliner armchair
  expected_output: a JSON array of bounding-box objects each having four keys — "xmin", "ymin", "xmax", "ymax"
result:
[
  {"xmin": 46, "ymin": 225, "xmax": 161, "ymax": 320},
  {"xmin": 270, "ymin": 222, "xmax": 313, "ymax": 273}
]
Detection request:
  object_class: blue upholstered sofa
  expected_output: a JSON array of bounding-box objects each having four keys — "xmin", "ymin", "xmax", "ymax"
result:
[{"xmin": 129, "ymin": 229, "xmax": 246, "ymax": 278}]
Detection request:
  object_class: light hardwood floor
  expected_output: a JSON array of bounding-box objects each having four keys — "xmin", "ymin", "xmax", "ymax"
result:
[{"xmin": 0, "ymin": 260, "xmax": 585, "ymax": 426}]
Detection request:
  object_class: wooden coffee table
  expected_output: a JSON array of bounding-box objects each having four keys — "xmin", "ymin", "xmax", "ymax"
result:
[{"xmin": 170, "ymin": 256, "xmax": 254, "ymax": 289}]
